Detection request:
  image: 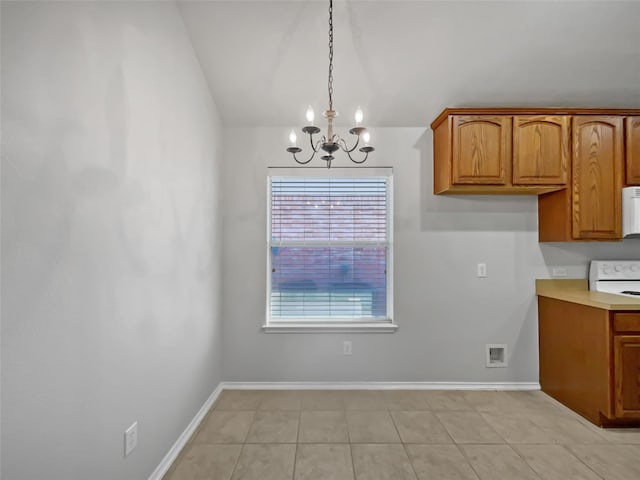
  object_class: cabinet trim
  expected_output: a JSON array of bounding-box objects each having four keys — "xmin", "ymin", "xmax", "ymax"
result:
[{"xmin": 431, "ymin": 107, "xmax": 640, "ymax": 130}]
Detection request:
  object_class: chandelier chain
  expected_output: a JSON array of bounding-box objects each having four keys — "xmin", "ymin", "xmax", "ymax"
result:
[
  {"xmin": 286, "ymin": 0, "xmax": 373, "ymax": 167},
  {"xmin": 328, "ymin": 0, "xmax": 334, "ymax": 111}
]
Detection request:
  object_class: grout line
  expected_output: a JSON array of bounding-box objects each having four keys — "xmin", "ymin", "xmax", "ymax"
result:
[
  {"xmin": 400, "ymin": 442, "xmax": 420, "ymax": 480},
  {"xmin": 227, "ymin": 443, "xmax": 244, "ymax": 480},
  {"xmin": 456, "ymin": 443, "xmax": 483, "ymax": 480},
  {"xmin": 388, "ymin": 410, "xmax": 404, "ymax": 444},
  {"xmin": 291, "ymin": 407, "xmax": 302, "ymax": 480},
  {"xmin": 348, "ymin": 441, "xmax": 358, "ymax": 480},
  {"xmin": 559, "ymin": 444, "xmax": 607, "ymax": 480},
  {"xmin": 387, "ymin": 409, "xmax": 421, "ymax": 480},
  {"xmin": 508, "ymin": 444, "xmax": 545, "ymax": 479},
  {"xmin": 431, "ymin": 411, "xmax": 456, "ymax": 445}
]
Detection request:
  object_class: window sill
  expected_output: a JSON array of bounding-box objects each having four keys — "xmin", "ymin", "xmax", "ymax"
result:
[{"xmin": 262, "ymin": 322, "xmax": 398, "ymax": 333}]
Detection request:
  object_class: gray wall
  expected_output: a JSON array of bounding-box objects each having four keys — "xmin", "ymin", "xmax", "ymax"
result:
[
  {"xmin": 221, "ymin": 126, "xmax": 640, "ymax": 383},
  {"xmin": 1, "ymin": 2, "xmax": 224, "ymax": 479}
]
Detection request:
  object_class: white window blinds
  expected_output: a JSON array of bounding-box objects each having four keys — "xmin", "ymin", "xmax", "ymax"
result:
[{"xmin": 268, "ymin": 173, "xmax": 392, "ymax": 322}]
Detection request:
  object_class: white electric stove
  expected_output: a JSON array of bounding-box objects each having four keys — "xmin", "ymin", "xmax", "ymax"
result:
[{"xmin": 589, "ymin": 260, "xmax": 640, "ymax": 298}]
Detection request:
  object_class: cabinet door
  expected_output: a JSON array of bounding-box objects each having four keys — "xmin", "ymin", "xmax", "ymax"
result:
[
  {"xmin": 452, "ymin": 116, "xmax": 511, "ymax": 185},
  {"xmin": 626, "ymin": 117, "xmax": 640, "ymax": 185},
  {"xmin": 513, "ymin": 116, "xmax": 569, "ymax": 185},
  {"xmin": 614, "ymin": 335, "xmax": 640, "ymax": 418},
  {"xmin": 572, "ymin": 116, "xmax": 623, "ymax": 239}
]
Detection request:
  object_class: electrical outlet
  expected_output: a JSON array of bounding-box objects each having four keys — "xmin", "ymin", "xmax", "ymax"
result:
[
  {"xmin": 124, "ymin": 421, "xmax": 138, "ymax": 457},
  {"xmin": 552, "ymin": 267, "xmax": 568, "ymax": 277},
  {"xmin": 477, "ymin": 263, "xmax": 487, "ymax": 278},
  {"xmin": 343, "ymin": 341, "xmax": 352, "ymax": 356}
]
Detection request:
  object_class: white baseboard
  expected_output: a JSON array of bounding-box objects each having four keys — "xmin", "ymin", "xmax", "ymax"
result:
[
  {"xmin": 221, "ymin": 381, "xmax": 541, "ymax": 391},
  {"xmin": 148, "ymin": 383, "xmax": 223, "ymax": 480}
]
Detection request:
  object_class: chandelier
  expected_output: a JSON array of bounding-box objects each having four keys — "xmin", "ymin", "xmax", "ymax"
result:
[{"xmin": 286, "ymin": 0, "xmax": 374, "ymax": 168}]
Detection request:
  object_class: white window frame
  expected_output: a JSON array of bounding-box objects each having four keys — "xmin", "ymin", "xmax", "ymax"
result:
[{"xmin": 263, "ymin": 167, "xmax": 396, "ymax": 333}]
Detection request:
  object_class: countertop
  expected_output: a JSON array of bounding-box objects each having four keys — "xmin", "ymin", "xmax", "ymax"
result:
[{"xmin": 536, "ymin": 279, "xmax": 640, "ymax": 311}]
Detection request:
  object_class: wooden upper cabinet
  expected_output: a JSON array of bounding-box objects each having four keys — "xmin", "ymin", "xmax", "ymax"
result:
[
  {"xmin": 572, "ymin": 116, "xmax": 623, "ymax": 239},
  {"xmin": 451, "ymin": 116, "xmax": 510, "ymax": 185},
  {"xmin": 432, "ymin": 108, "xmax": 640, "ymax": 198},
  {"xmin": 513, "ymin": 116, "xmax": 569, "ymax": 185},
  {"xmin": 626, "ymin": 117, "xmax": 640, "ymax": 185}
]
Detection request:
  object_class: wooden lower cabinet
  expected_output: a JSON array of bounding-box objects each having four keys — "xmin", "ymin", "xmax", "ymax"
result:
[
  {"xmin": 614, "ymin": 335, "xmax": 640, "ymax": 417},
  {"xmin": 538, "ymin": 297, "xmax": 640, "ymax": 426}
]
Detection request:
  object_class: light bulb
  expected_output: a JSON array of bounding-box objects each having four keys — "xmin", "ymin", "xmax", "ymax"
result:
[
  {"xmin": 354, "ymin": 107, "xmax": 364, "ymax": 125},
  {"xmin": 363, "ymin": 131, "xmax": 371, "ymax": 145},
  {"xmin": 289, "ymin": 130, "xmax": 297, "ymax": 146},
  {"xmin": 305, "ymin": 106, "xmax": 315, "ymax": 125}
]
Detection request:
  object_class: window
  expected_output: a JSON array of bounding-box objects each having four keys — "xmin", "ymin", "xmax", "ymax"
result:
[{"xmin": 264, "ymin": 168, "xmax": 395, "ymax": 332}]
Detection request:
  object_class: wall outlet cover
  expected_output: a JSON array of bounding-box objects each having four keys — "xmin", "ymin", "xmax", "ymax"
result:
[
  {"xmin": 551, "ymin": 267, "xmax": 568, "ymax": 277},
  {"xmin": 343, "ymin": 341, "xmax": 352, "ymax": 356},
  {"xmin": 477, "ymin": 263, "xmax": 487, "ymax": 278}
]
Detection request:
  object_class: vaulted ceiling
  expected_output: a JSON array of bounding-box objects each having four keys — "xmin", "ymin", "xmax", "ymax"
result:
[{"xmin": 179, "ymin": 0, "xmax": 640, "ymax": 128}]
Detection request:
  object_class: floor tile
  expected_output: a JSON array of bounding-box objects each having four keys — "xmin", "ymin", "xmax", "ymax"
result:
[
  {"xmin": 167, "ymin": 444, "xmax": 241, "ymax": 480},
  {"xmin": 436, "ymin": 411, "xmax": 504, "ymax": 444},
  {"xmin": 299, "ymin": 411, "xmax": 349, "ymax": 443},
  {"xmin": 405, "ymin": 444, "xmax": 479, "ymax": 480},
  {"xmin": 384, "ymin": 391, "xmax": 431, "ymax": 411},
  {"xmin": 390, "ymin": 411, "xmax": 452, "ymax": 444},
  {"xmin": 529, "ymin": 412, "xmax": 607, "ymax": 444},
  {"xmin": 230, "ymin": 444, "xmax": 296, "ymax": 480},
  {"xmin": 343, "ymin": 391, "xmax": 387, "ymax": 410},
  {"xmin": 567, "ymin": 444, "xmax": 640, "ymax": 480},
  {"xmin": 593, "ymin": 427, "xmax": 640, "ymax": 444},
  {"xmin": 168, "ymin": 389, "xmax": 640, "ymax": 480},
  {"xmin": 246, "ymin": 411, "xmax": 299, "ymax": 443},
  {"xmin": 504, "ymin": 391, "xmax": 567, "ymax": 413},
  {"xmin": 259, "ymin": 391, "xmax": 303, "ymax": 411},
  {"xmin": 215, "ymin": 390, "xmax": 264, "ymax": 410},
  {"xmin": 461, "ymin": 444, "xmax": 539, "ymax": 480},
  {"xmin": 294, "ymin": 444, "xmax": 354, "ymax": 480},
  {"xmin": 576, "ymin": 420, "xmax": 640, "ymax": 444},
  {"xmin": 515, "ymin": 444, "xmax": 602, "ymax": 480},
  {"xmin": 193, "ymin": 411, "xmax": 255, "ymax": 444},
  {"xmin": 463, "ymin": 391, "xmax": 522, "ymax": 413},
  {"xmin": 351, "ymin": 444, "xmax": 417, "ymax": 480},
  {"xmin": 302, "ymin": 391, "xmax": 344, "ymax": 410},
  {"xmin": 421, "ymin": 391, "xmax": 474, "ymax": 411},
  {"xmin": 481, "ymin": 412, "xmax": 555, "ymax": 444},
  {"xmin": 346, "ymin": 411, "xmax": 401, "ymax": 443}
]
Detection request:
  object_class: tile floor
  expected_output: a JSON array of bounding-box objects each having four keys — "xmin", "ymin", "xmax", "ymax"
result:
[{"xmin": 163, "ymin": 389, "xmax": 640, "ymax": 480}]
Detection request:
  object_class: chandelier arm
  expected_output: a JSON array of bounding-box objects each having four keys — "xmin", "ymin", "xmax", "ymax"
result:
[
  {"xmin": 291, "ymin": 149, "xmax": 317, "ymax": 165},
  {"xmin": 345, "ymin": 149, "xmax": 369, "ymax": 164},
  {"xmin": 307, "ymin": 132, "xmax": 321, "ymax": 153},
  {"xmin": 290, "ymin": 135, "xmax": 324, "ymax": 164},
  {"xmin": 338, "ymin": 136, "xmax": 360, "ymax": 153}
]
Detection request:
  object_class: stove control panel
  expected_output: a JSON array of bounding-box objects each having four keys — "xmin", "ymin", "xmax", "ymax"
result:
[{"xmin": 590, "ymin": 260, "xmax": 640, "ymax": 282}]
